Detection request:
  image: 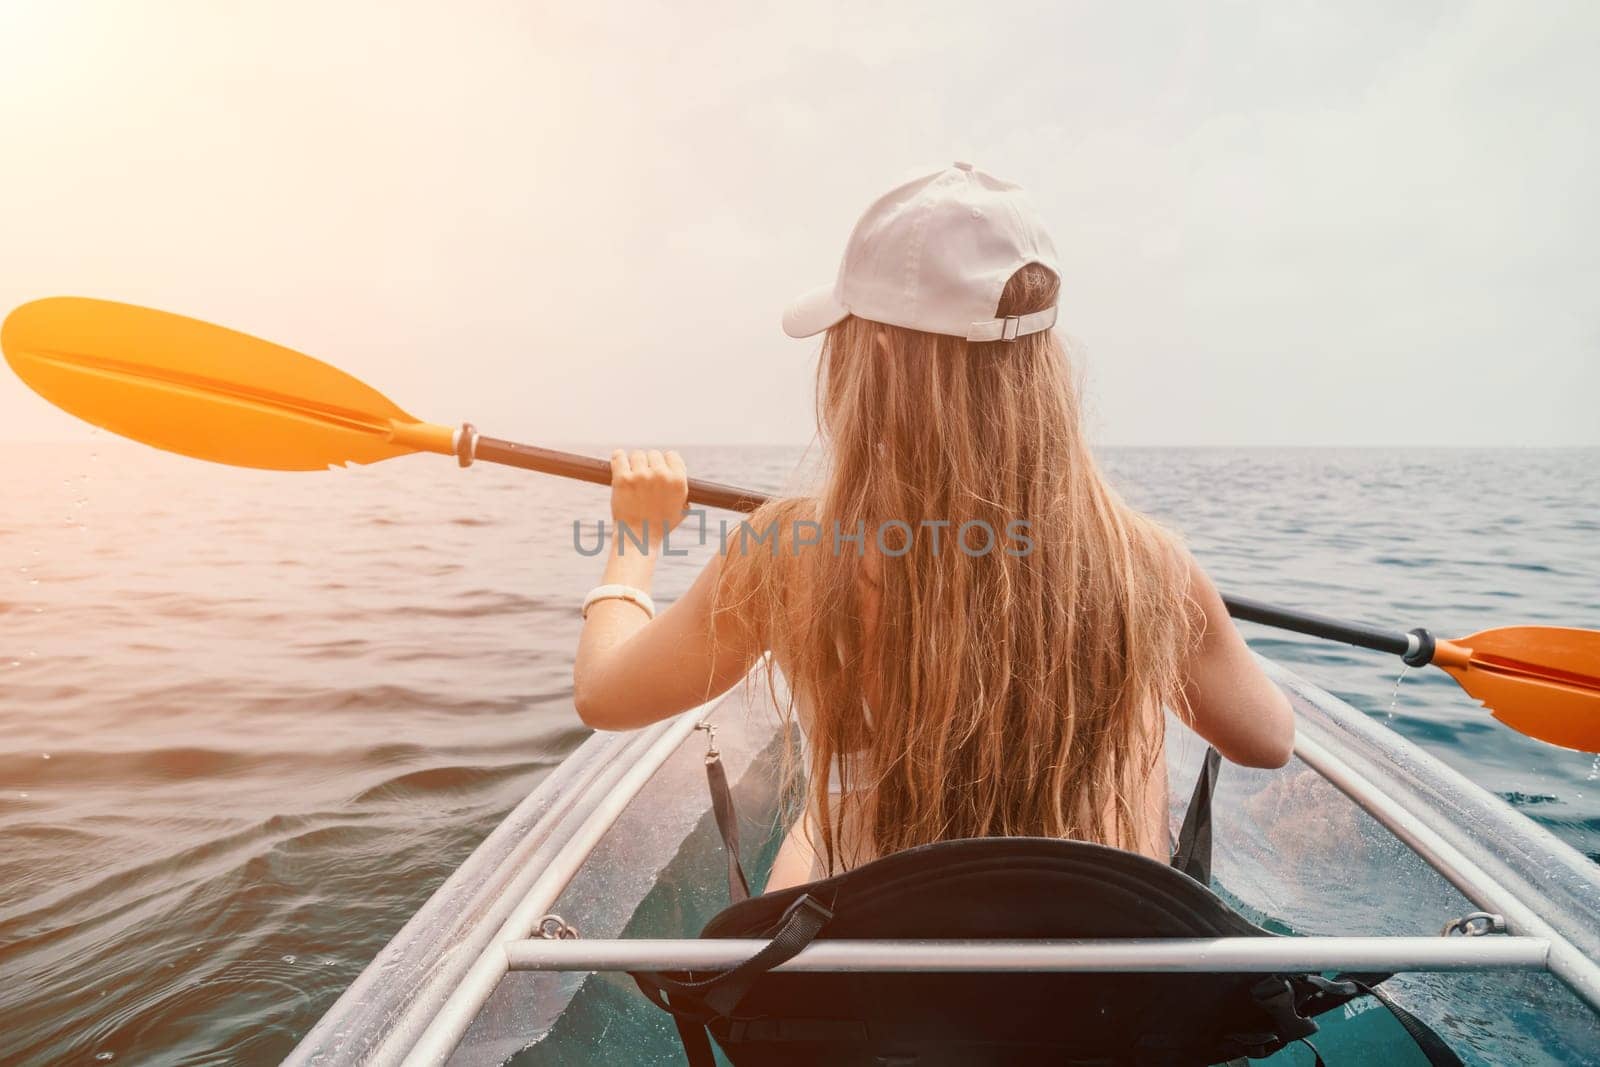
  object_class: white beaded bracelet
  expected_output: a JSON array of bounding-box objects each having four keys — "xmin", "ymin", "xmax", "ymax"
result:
[{"xmin": 581, "ymin": 584, "xmax": 657, "ymax": 620}]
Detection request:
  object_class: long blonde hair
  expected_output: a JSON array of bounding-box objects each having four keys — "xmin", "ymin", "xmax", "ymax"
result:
[{"xmin": 718, "ymin": 264, "xmax": 1198, "ymax": 873}]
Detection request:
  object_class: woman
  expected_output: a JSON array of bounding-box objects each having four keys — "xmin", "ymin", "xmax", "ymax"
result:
[{"xmin": 573, "ymin": 163, "xmax": 1293, "ymax": 893}]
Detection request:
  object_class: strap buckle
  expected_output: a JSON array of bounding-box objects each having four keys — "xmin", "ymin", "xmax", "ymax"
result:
[
  {"xmin": 778, "ymin": 892, "xmax": 834, "ymax": 931},
  {"xmin": 964, "ymin": 305, "xmax": 1057, "ymax": 342},
  {"xmin": 1248, "ymin": 976, "xmax": 1319, "ymax": 1043},
  {"xmin": 694, "ymin": 720, "xmax": 719, "ymax": 763}
]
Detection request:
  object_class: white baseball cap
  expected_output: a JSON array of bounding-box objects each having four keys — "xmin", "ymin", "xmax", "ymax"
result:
[{"xmin": 782, "ymin": 162, "xmax": 1061, "ymax": 343}]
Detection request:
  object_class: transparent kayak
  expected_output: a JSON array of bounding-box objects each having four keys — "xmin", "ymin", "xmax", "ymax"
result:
[{"xmin": 286, "ymin": 660, "xmax": 1600, "ymax": 1065}]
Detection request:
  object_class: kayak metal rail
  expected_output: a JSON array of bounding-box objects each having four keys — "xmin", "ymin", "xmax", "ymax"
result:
[
  {"xmin": 397, "ymin": 708, "xmax": 709, "ymax": 1065},
  {"xmin": 506, "ymin": 936, "xmax": 1553, "ymax": 974},
  {"xmin": 1266, "ymin": 660, "xmax": 1600, "ymax": 1015},
  {"xmin": 288, "ymin": 696, "xmax": 727, "ymax": 1067}
]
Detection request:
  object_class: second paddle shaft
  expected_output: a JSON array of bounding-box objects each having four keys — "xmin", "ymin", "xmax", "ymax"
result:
[{"xmin": 1220, "ymin": 594, "xmax": 1436, "ymax": 666}]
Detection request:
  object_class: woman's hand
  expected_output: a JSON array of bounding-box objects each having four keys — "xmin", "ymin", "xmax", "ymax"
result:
[
  {"xmin": 577, "ymin": 448, "xmax": 759, "ymax": 732},
  {"xmin": 609, "ymin": 449, "xmax": 688, "ymax": 551}
]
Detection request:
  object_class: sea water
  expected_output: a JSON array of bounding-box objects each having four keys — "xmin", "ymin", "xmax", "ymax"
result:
[{"xmin": 1, "ymin": 442, "xmax": 1595, "ymax": 1064}]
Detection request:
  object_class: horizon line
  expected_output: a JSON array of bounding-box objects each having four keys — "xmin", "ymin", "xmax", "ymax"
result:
[{"xmin": 2, "ymin": 438, "xmax": 1598, "ymax": 451}]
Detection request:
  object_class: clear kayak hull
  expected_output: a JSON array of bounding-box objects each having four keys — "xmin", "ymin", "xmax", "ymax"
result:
[{"xmin": 287, "ymin": 661, "xmax": 1600, "ymax": 1066}]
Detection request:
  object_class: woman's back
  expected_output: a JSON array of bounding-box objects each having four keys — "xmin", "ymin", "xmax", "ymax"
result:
[
  {"xmin": 757, "ymin": 511, "xmax": 1174, "ymax": 889},
  {"xmin": 571, "ymin": 162, "xmax": 1295, "ymax": 893}
]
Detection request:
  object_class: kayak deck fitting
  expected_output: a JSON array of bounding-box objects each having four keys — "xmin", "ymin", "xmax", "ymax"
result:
[{"xmin": 287, "ymin": 659, "xmax": 1600, "ymax": 1065}]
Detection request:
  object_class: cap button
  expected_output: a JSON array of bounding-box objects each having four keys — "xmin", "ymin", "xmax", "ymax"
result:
[{"xmin": 952, "ymin": 161, "xmax": 974, "ymax": 172}]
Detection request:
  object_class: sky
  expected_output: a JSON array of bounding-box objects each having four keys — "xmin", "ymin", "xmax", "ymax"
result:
[{"xmin": 0, "ymin": 0, "xmax": 1595, "ymax": 447}]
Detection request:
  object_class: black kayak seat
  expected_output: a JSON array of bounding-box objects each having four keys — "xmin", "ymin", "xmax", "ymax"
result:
[{"xmin": 631, "ymin": 748, "xmax": 1460, "ymax": 1067}]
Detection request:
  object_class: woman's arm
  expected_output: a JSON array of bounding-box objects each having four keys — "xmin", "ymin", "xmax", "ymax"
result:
[
  {"xmin": 572, "ymin": 449, "xmax": 763, "ymax": 731},
  {"xmin": 1177, "ymin": 554, "xmax": 1296, "ymax": 768}
]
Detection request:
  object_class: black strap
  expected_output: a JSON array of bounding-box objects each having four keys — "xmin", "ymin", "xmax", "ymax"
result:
[
  {"xmin": 667, "ymin": 1010, "xmax": 716, "ymax": 1067},
  {"xmin": 1249, "ymin": 976, "xmax": 1320, "ymax": 1046},
  {"xmin": 1292, "ymin": 972, "xmax": 1373, "ymax": 1019},
  {"xmin": 1337, "ymin": 976, "xmax": 1463, "ymax": 1067},
  {"xmin": 1287, "ymin": 972, "xmax": 1461, "ymax": 1067},
  {"xmin": 651, "ymin": 893, "xmax": 832, "ymax": 1013},
  {"xmin": 1171, "ymin": 746, "xmax": 1220, "ymax": 884},
  {"xmin": 629, "ymin": 979, "xmax": 720, "ymax": 1067},
  {"xmin": 705, "ymin": 751, "xmax": 750, "ymax": 903},
  {"xmin": 633, "ymin": 893, "xmax": 833, "ymax": 1064}
]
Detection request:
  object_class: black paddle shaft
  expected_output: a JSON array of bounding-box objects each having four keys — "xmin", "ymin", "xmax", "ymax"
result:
[
  {"xmin": 472, "ymin": 438, "xmax": 1429, "ymax": 663},
  {"xmin": 1222, "ymin": 593, "xmax": 1421, "ymax": 659}
]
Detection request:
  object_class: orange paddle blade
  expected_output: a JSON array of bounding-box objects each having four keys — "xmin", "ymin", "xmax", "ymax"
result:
[
  {"xmin": 1433, "ymin": 627, "xmax": 1600, "ymax": 752},
  {"xmin": 1, "ymin": 297, "xmax": 455, "ymax": 470}
]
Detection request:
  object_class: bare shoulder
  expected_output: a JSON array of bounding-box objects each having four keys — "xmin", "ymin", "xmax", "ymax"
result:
[{"xmin": 1180, "ymin": 549, "xmax": 1230, "ymax": 644}]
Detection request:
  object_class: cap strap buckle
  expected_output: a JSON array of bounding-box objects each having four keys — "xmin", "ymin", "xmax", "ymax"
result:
[{"xmin": 966, "ymin": 305, "xmax": 1057, "ymax": 343}]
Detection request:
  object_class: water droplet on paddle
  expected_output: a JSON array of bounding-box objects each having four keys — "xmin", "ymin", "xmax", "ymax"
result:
[{"xmin": 282, "ymin": 954, "xmax": 298, "ymax": 964}]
